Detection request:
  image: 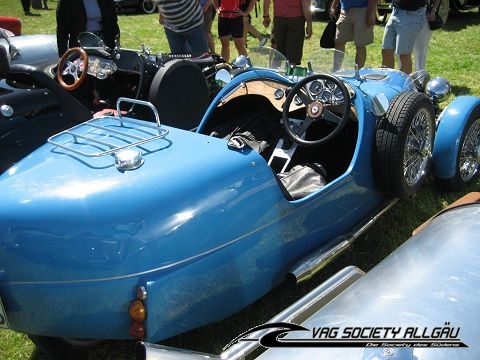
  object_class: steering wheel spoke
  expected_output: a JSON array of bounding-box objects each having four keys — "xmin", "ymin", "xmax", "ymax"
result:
[
  {"xmin": 321, "ymin": 108, "xmax": 343, "ymax": 124},
  {"xmin": 57, "ymin": 47, "xmax": 88, "ymax": 91},
  {"xmin": 294, "ymin": 88, "xmax": 313, "ymax": 106},
  {"xmin": 282, "ymin": 74, "xmax": 351, "ymax": 147}
]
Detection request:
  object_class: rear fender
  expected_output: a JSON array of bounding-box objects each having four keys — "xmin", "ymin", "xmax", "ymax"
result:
[{"xmin": 432, "ymin": 95, "xmax": 480, "ymax": 179}]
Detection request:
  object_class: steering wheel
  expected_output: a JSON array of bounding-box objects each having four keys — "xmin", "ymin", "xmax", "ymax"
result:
[
  {"xmin": 282, "ymin": 74, "xmax": 351, "ymax": 147},
  {"xmin": 56, "ymin": 47, "xmax": 88, "ymax": 91}
]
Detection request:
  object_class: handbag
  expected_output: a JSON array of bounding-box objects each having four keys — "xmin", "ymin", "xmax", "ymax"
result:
[
  {"xmin": 428, "ymin": 1, "xmax": 444, "ymax": 31},
  {"xmin": 320, "ymin": 20, "xmax": 336, "ymax": 48},
  {"xmin": 429, "ymin": 13, "xmax": 444, "ymax": 30}
]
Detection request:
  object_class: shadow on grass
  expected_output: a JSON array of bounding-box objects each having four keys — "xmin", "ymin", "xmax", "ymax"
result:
[{"xmin": 443, "ymin": 9, "xmax": 480, "ymax": 32}]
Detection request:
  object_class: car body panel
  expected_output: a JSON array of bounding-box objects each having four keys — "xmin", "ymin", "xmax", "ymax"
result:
[
  {"xmin": 254, "ymin": 196, "xmax": 480, "ymax": 360},
  {"xmin": 433, "ymin": 95, "xmax": 480, "ymax": 179},
  {"xmin": 0, "ymin": 59, "xmax": 476, "ymax": 344},
  {"xmin": 0, "ymin": 30, "xmax": 58, "ymax": 68}
]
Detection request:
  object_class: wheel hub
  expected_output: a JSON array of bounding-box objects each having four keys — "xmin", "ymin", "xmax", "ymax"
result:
[{"xmin": 307, "ymin": 100, "xmax": 324, "ymax": 119}]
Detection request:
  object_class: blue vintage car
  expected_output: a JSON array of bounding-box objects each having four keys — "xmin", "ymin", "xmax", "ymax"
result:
[{"xmin": 0, "ymin": 48, "xmax": 479, "ymax": 357}]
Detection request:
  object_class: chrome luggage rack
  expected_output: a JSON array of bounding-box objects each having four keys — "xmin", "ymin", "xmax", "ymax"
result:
[{"xmin": 48, "ymin": 98, "xmax": 169, "ymax": 169}]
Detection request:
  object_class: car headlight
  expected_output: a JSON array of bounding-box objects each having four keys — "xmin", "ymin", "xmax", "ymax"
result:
[{"xmin": 425, "ymin": 77, "xmax": 451, "ymax": 103}]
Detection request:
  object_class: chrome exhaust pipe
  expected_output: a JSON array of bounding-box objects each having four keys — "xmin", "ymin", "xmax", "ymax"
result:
[
  {"xmin": 289, "ymin": 198, "xmax": 398, "ymax": 284},
  {"xmin": 135, "ymin": 342, "xmax": 220, "ymax": 360},
  {"xmin": 134, "ymin": 266, "xmax": 364, "ymax": 360}
]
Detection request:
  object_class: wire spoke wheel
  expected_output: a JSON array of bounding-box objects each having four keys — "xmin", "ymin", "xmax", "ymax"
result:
[
  {"xmin": 404, "ymin": 109, "xmax": 433, "ymax": 186},
  {"xmin": 459, "ymin": 118, "xmax": 480, "ymax": 182}
]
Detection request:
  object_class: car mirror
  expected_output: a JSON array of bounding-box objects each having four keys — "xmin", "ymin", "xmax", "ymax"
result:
[{"xmin": 215, "ymin": 68, "xmax": 231, "ymax": 86}]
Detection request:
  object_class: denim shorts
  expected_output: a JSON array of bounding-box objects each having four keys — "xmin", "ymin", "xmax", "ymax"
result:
[{"xmin": 382, "ymin": 6, "xmax": 426, "ymax": 55}]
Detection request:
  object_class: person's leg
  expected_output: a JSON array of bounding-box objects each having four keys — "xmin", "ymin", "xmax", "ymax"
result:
[
  {"xmin": 21, "ymin": 0, "xmax": 31, "ymax": 14},
  {"xmin": 351, "ymin": 7, "xmax": 373, "ymax": 68},
  {"xmin": 231, "ymin": 17, "xmax": 247, "ymax": 58},
  {"xmin": 413, "ymin": 19, "xmax": 431, "ymax": 71},
  {"xmin": 399, "ymin": 53, "xmax": 413, "ymax": 74},
  {"xmin": 184, "ymin": 24, "xmax": 209, "ymax": 57},
  {"xmin": 244, "ymin": 17, "xmax": 263, "ymax": 39},
  {"xmin": 164, "ymin": 27, "xmax": 189, "ymax": 54},
  {"xmin": 355, "ymin": 46, "xmax": 367, "ymax": 68},
  {"xmin": 218, "ymin": 17, "xmax": 232, "ymax": 61},
  {"xmin": 203, "ymin": 5, "xmax": 215, "ymax": 52},
  {"xmin": 395, "ymin": 7, "xmax": 426, "ymax": 74},
  {"xmin": 334, "ymin": 9, "xmax": 354, "ymax": 68},
  {"xmin": 220, "ymin": 36, "xmax": 231, "ymax": 61},
  {"xmin": 233, "ymin": 37, "xmax": 247, "ymax": 57},
  {"xmin": 382, "ymin": 49, "xmax": 395, "ymax": 68},
  {"xmin": 273, "ymin": 16, "xmax": 287, "ymax": 60},
  {"xmin": 381, "ymin": 7, "xmax": 401, "ymax": 69},
  {"xmin": 284, "ymin": 17, "xmax": 305, "ymax": 65}
]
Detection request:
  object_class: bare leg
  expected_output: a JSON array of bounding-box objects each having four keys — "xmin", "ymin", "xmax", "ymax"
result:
[
  {"xmin": 399, "ymin": 53, "xmax": 412, "ymax": 74},
  {"xmin": 382, "ymin": 48, "xmax": 395, "ymax": 69},
  {"xmin": 233, "ymin": 37, "xmax": 247, "ymax": 57},
  {"xmin": 220, "ymin": 36, "xmax": 231, "ymax": 62},
  {"xmin": 355, "ymin": 46, "xmax": 366, "ymax": 68}
]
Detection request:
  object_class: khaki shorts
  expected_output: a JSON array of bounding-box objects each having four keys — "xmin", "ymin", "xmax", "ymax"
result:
[{"xmin": 335, "ymin": 7, "xmax": 374, "ymax": 47}]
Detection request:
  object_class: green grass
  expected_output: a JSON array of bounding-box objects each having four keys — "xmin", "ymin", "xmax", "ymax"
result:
[{"xmin": 1, "ymin": 1, "xmax": 480, "ymax": 359}]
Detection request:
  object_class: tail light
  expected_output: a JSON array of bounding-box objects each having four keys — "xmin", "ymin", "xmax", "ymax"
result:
[{"xmin": 129, "ymin": 286, "xmax": 147, "ymax": 339}]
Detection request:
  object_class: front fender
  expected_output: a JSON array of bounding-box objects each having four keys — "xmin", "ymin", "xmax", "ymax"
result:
[{"xmin": 432, "ymin": 95, "xmax": 480, "ymax": 179}]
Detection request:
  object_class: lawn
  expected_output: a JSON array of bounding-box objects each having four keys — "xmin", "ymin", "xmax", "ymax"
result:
[{"xmin": 0, "ymin": 1, "xmax": 479, "ymax": 360}]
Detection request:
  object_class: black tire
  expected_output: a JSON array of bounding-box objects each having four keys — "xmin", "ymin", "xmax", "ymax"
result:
[
  {"xmin": 374, "ymin": 91, "xmax": 435, "ymax": 198},
  {"xmin": 28, "ymin": 335, "xmax": 101, "ymax": 359},
  {"xmin": 140, "ymin": 0, "xmax": 157, "ymax": 14},
  {"xmin": 436, "ymin": 106, "xmax": 480, "ymax": 192}
]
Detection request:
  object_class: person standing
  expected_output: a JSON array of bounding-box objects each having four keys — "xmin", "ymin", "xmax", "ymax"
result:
[
  {"xmin": 413, "ymin": 0, "xmax": 441, "ymax": 71},
  {"xmin": 201, "ymin": 0, "xmax": 216, "ymax": 53},
  {"xmin": 381, "ymin": 0, "xmax": 427, "ymax": 74},
  {"xmin": 21, "ymin": 0, "xmax": 36, "ymax": 16},
  {"xmin": 56, "ymin": 0, "xmax": 120, "ymax": 57},
  {"xmin": 329, "ymin": 0, "xmax": 376, "ymax": 69},
  {"xmin": 242, "ymin": 0, "xmax": 269, "ymax": 47},
  {"xmin": 212, "ymin": 0, "xmax": 256, "ymax": 62},
  {"xmin": 157, "ymin": 0, "xmax": 209, "ymax": 57},
  {"xmin": 262, "ymin": 0, "xmax": 312, "ymax": 65}
]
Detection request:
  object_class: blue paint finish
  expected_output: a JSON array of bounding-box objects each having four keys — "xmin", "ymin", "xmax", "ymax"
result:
[
  {"xmin": 0, "ymin": 64, "xmax": 473, "ymax": 343},
  {"xmin": 433, "ymin": 96, "xmax": 480, "ymax": 179}
]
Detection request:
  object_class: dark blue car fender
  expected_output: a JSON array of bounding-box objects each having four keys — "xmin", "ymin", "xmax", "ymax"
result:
[{"xmin": 432, "ymin": 95, "xmax": 480, "ymax": 179}]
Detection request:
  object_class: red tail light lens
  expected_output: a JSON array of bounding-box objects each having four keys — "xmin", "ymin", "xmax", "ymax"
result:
[{"xmin": 129, "ymin": 321, "xmax": 145, "ymax": 338}]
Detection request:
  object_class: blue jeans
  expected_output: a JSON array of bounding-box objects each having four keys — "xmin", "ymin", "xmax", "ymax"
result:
[{"xmin": 164, "ymin": 24, "xmax": 209, "ymax": 57}]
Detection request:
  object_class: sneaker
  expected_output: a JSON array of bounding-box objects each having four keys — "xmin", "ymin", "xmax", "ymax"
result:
[{"xmin": 259, "ymin": 35, "xmax": 269, "ymax": 47}]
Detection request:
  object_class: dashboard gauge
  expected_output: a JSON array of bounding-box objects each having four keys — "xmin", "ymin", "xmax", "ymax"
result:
[{"xmin": 274, "ymin": 88, "xmax": 285, "ymax": 100}]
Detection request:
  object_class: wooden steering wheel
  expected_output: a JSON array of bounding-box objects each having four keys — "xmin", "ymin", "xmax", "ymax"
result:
[{"xmin": 56, "ymin": 47, "xmax": 88, "ymax": 91}]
